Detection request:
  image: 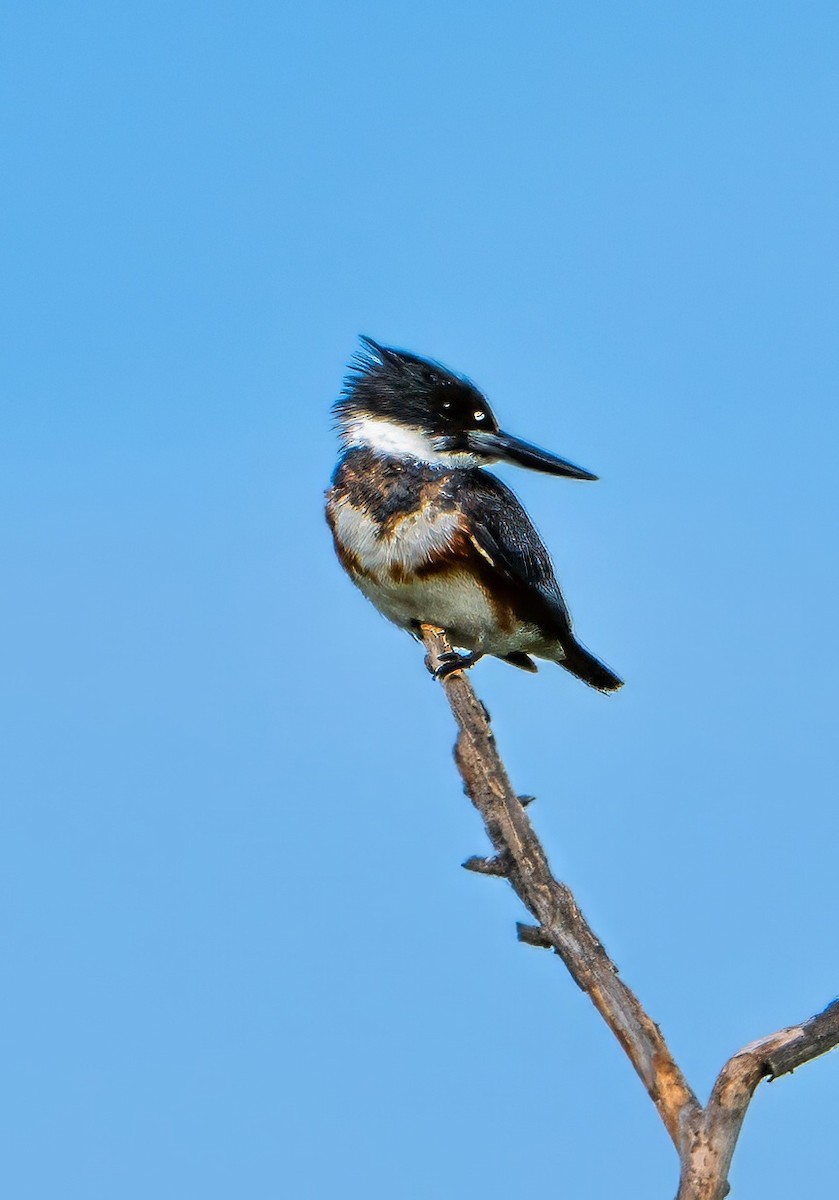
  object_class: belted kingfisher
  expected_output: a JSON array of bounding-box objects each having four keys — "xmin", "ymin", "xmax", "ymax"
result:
[{"xmin": 326, "ymin": 337, "xmax": 623, "ymax": 692}]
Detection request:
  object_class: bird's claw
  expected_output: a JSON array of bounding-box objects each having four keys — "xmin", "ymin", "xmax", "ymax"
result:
[{"xmin": 433, "ymin": 651, "xmax": 481, "ymax": 680}]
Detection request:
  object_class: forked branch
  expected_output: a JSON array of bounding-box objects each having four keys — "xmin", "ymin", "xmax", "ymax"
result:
[{"xmin": 420, "ymin": 625, "xmax": 839, "ymax": 1200}]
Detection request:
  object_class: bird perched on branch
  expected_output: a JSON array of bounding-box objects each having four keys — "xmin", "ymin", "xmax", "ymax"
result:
[{"xmin": 325, "ymin": 337, "xmax": 622, "ymax": 692}]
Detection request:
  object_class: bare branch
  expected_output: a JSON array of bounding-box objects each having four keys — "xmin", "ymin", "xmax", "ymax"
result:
[
  {"xmin": 677, "ymin": 1000, "xmax": 839, "ymax": 1200},
  {"xmin": 419, "ymin": 624, "xmax": 839, "ymax": 1199},
  {"xmin": 757, "ymin": 998, "xmax": 839, "ymax": 1080},
  {"xmin": 419, "ymin": 625, "xmax": 701, "ymax": 1150},
  {"xmin": 462, "ymin": 853, "xmax": 511, "ymax": 877},
  {"xmin": 516, "ymin": 922, "xmax": 554, "ymax": 948}
]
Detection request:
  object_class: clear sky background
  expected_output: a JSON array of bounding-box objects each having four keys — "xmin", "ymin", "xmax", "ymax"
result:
[{"xmin": 2, "ymin": 3, "xmax": 838, "ymax": 1197}]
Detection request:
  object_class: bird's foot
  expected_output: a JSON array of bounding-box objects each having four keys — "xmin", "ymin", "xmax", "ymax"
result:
[{"xmin": 433, "ymin": 650, "xmax": 484, "ymax": 680}]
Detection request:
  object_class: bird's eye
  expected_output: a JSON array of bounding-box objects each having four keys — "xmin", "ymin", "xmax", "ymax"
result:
[
  {"xmin": 442, "ymin": 400, "xmax": 451, "ymax": 410},
  {"xmin": 474, "ymin": 410, "xmax": 486, "ymax": 422}
]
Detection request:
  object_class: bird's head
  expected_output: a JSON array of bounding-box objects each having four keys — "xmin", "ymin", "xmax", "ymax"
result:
[{"xmin": 334, "ymin": 337, "xmax": 597, "ymax": 479}]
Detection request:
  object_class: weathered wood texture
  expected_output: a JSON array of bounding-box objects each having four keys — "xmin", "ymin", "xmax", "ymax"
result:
[{"xmin": 420, "ymin": 624, "xmax": 839, "ymax": 1200}]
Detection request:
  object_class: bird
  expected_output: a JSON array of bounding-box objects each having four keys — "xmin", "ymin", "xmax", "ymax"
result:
[{"xmin": 325, "ymin": 337, "xmax": 623, "ymax": 693}]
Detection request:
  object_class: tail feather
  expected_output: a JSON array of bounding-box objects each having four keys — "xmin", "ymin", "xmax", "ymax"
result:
[{"xmin": 558, "ymin": 639, "xmax": 623, "ymax": 694}]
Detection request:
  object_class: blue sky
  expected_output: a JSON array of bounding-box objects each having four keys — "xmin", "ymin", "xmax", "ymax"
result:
[{"xmin": 2, "ymin": 3, "xmax": 838, "ymax": 1197}]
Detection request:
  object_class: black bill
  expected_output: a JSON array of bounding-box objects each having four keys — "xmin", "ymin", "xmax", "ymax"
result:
[{"xmin": 466, "ymin": 429, "xmax": 598, "ymax": 480}]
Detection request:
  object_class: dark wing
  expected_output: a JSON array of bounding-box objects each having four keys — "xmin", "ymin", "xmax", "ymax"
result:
[{"xmin": 448, "ymin": 469, "xmax": 574, "ymax": 640}]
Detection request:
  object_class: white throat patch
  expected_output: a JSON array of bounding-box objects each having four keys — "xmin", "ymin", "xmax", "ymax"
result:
[{"xmin": 342, "ymin": 416, "xmax": 483, "ymax": 469}]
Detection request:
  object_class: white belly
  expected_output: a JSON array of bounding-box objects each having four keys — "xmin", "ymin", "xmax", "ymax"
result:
[
  {"xmin": 354, "ymin": 569, "xmax": 547, "ymax": 657},
  {"xmin": 330, "ymin": 495, "xmax": 553, "ymax": 657},
  {"xmin": 331, "ymin": 500, "xmax": 462, "ymax": 576}
]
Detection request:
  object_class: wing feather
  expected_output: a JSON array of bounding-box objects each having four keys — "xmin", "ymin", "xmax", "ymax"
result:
[{"xmin": 447, "ymin": 470, "xmax": 573, "ymax": 638}]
